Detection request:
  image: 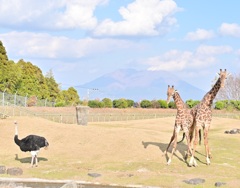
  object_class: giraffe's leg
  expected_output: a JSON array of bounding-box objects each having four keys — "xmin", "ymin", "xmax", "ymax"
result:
[
  {"xmin": 184, "ymin": 130, "xmax": 193, "ymax": 161},
  {"xmin": 167, "ymin": 127, "xmax": 180, "ymax": 165},
  {"xmin": 203, "ymin": 125, "xmax": 211, "ymax": 165},
  {"xmin": 189, "ymin": 126, "xmax": 200, "ymax": 167},
  {"xmin": 163, "ymin": 129, "xmax": 176, "ymax": 156}
]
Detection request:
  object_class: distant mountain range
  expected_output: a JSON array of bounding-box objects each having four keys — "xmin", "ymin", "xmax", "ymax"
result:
[{"xmin": 76, "ymin": 69, "xmax": 206, "ymax": 102}]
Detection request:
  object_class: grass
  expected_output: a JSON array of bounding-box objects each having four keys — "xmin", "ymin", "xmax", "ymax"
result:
[{"xmin": 0, "ymin": 115, "xmax": 240, "ymax": 187}]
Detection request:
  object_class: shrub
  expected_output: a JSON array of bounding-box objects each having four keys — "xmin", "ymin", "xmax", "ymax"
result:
[
  {"xmin": 158, "ymin": 100, "xmax": 168, "ymax": 108},
  {"xmin": 168, "ymin": 101, "xmax": 176, "ymax": 109},
  {"xmin": 140, "ymin": 100, "xmax": 152, "ymax": 108},
  {"xmin": 215, "ymin": 101, "xmax": 225, "ymax": 110},
  {"xmin": 113, "ymin": 98, "xmax": 128, "ymax": 108}
]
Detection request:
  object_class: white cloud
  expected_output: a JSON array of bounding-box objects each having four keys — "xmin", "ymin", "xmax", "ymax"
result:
[
  {"xmin": 0, "ymin": 0, "xmax": 108, "ymax": 30},
  {"xmin": 185, "ymin": 29, "xmax": 215, "ymax": 41},
  {"xmin": 219, "ymin": 23, "xmax": 240, "ymax": 37},
  {"xmin": 146, "ymin": 45, "xmax": 232, "ymax": 71},
  {"xmin": 0, "ymin": 31, "xmax": 138, "ymax": 60},
  {"xmin": 93, "ymin": 0, "xmax": 179, "ymax": 36}
]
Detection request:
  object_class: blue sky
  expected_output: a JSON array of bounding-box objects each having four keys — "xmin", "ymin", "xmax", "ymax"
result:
[{"xmin": 0, "ymin": 0, "xmax": 239, "ymax": 98}]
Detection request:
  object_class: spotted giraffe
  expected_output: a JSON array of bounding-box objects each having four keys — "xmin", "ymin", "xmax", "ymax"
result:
[
  {"xmin": 189, "ymin": 69, "xmax": 229, "ymax": 167},
  {"xmin": 163, "ymin": 85, "xmax": 195, "ymax": 165}
]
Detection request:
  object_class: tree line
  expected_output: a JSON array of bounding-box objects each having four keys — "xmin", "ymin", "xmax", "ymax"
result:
[
  {"xmin": 1, "ymin": 40, "xmax": 240, "ymax": 109},
  {"xmin": 0, "ymin": 40, "xmax": 80, "ymax": 106}
]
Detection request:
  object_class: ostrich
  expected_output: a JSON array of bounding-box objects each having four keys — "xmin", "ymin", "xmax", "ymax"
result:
[{"xmin": 14, "ymin": 121, "xmax": 49, "ymax": 167}]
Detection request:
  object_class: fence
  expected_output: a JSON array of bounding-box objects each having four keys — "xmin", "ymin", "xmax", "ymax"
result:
[
  {"xmin": 0, "ymin": 91, "xmax": 55, "ymax": 107},
  {"xmin": 1, "ymin": 92, "xmax": 240, "ymax": 124}
]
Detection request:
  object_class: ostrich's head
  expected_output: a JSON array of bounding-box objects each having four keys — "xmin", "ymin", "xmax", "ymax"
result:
[{"xmin": 44, "ymin": 140, "xmax": 49, "ymax": 150}]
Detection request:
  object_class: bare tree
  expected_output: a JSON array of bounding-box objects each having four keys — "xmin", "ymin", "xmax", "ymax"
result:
[{"xmin": 216, "ymin": 73, "xmax": 240, "ymax": 100}]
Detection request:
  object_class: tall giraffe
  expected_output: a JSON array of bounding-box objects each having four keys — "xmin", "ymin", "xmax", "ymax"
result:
[
  {"xmin": 189, "ymin": 69, "xmax": 229, "ymax": 167},
  {"xmin": 163, "ymin": 85, "xmax": 195, "ymax": 165}
]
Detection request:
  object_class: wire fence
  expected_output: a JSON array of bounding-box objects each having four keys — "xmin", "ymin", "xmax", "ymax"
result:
[
  {"xmin": 0, "ymin": 91, "xmax": 55, "ymax": 107},
  {"xmin": 1, "ymin": 91, "xmax": 240, "ymax": 124}
]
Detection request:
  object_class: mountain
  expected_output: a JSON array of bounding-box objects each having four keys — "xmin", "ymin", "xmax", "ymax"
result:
[{"xmin": 76, "ymin": 69, "xmax": 206, "ymax": 102}]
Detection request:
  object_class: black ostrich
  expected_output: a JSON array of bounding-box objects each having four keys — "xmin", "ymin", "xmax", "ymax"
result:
[{"xmin": 14, "ymin": 121, "xmax": 49, "ymax": 167}]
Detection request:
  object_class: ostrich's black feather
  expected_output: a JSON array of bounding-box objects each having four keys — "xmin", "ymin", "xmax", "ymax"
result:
[{"xmin": 14, "ymin": 134, "xmax": 49, "ymax": 152}]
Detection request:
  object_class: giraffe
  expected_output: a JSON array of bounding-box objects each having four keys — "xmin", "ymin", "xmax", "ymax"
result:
[
  {"xmin": 189, "ymin": 69, "xmax": 229, "ymax": 167},
  {"xmin": 163, "ymin": 85, "xmax": 195, "ymax": 165}
]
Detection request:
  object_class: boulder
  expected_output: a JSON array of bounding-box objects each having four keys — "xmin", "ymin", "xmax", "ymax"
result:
[{"xmin": 7, "ymin": 167, "xmax": 23, "ymax": 176}]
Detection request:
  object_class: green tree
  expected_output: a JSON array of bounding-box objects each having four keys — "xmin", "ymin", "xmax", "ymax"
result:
[
  {"xmin": 168, "ymin": 101, "xmax": 176, "ymax": 109},
  {"xmin": 88, "ymin": 100, "xmax": 104, "ymax": 108},
  {"xmin": 140, "ymin": 100, "xmax": 152, "ymax": 108},
  {"xmin": 113, "ymin": 98, "xmax": 128, "ymax": 108},
  {"xmin": 0, "ymin": 40, "xmax": 8, "ymax": 61},
  {"xmin": 186, "ymin": 99, "xmax": 200, "ymax": 108},
  {"xmin": 126, "ymin": 99, "xmax": 134, "ymax": 107},
  {"xmin": 45, "ymin": 69, "xmax": 60, "ymax": 101},
  {"xmin": 214, "ymin": 101, "xmax": 225, "ymax": 110},
  {"xmin": 102, "ymin": 98, "xmax": 112, "ymax": 108},
  {"xmin": 158, "ymin": 99, "xmax": 168, "ymax": 108},
  {"xmin": 16, "ymin": 59, "xmax": 48, "ymax": 99}
]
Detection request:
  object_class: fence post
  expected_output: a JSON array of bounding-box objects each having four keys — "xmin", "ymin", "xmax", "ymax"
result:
[{"xmin": 76, "ymin": 106, "xmax": 89, "ymax": 125}]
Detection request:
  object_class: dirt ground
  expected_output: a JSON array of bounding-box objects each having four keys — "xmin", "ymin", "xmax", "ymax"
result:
[{"xmin": 0, "ymin": 114, "xmax": 240, "ymax": 187}]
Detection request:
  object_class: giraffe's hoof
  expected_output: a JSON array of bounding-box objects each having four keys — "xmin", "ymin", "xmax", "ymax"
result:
[
  {"xmin": 167, "ymin": 159, "xmax": 171, "ymax": 165},
  {"xmin": 193, "ymin": 159, "xmax": 198, "ymax": 167},
  {"xmin": 206, "ymin": 157, "xmax": 211, "ymax": 165}
]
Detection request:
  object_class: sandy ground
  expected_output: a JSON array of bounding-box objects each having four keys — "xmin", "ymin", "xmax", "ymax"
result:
[{"xmin": 0, "ymin": 115, "xmax": 240, "ymax": 187}]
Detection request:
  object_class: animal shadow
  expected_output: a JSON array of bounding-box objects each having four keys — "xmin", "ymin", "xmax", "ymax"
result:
[
  {"xmin": 142, "ymin": 141, "xmax": 189, "ymax": 164},
  {"xmin": 15, "ymin": 154, "xmax": 48, "ymax": 164}
]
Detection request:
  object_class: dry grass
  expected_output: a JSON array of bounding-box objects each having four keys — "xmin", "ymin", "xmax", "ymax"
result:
[{"xmin": 0, "ymin": 114, "xmax": 240, "ymax": 187}]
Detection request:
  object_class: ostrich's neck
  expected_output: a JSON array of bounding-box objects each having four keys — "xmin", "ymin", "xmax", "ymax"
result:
[{"xmin": 15, "ymin": 125, "xmax": 18, "ymax": 135}]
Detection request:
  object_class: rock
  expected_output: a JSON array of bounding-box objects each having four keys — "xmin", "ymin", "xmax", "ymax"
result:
[
  {"xmin": 0, "ymin": 166, "xmax": 6, "ymax": 174},
  {"xmin": 7, "ymin": 167, "xmax": 23, "ymax": 176},
  {"xmin": 225, "ymin": 129, "xmax": 240, "ymax": 134},
  {"xmin": 87, "ymin": 172, "xmax": 101, "ymax": 178},
  {"xmin": 215, "ymin": 182, "xmax": 226, "ymax": 187},
  {"xmin": 229, "ymin": 129, "xmax": 238, "ymax": 134},
  {"xmin": 183, "ymin": 178, "xmax": 205, "ymax": 185},
  {"xmin": 60, "ymin": 181, "xmax": 78, "ymax": 188}
]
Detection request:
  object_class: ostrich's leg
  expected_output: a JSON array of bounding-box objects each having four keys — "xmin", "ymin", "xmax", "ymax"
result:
[
  {"xmin": 35, "ymin": 155, "xmax": 38, "ymax": 167},
  {"xmin": 30, "ymin": 155, "xmax": 34, "ymax": 167}
]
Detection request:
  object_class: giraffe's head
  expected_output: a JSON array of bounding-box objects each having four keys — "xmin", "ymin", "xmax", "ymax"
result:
[
  {"xmin": 218, "ymin": 69, "xmax": 229, "ymax": 88},
  {"xmin": 166, "ymin": 85, "xmax": 175, "ymax": 104}
]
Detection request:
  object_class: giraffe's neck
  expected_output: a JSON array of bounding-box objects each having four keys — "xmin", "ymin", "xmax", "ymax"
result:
[
  {"xmin": 203, "ymin": 78, "xmax": 221, "ymax": 106},
  {"xmin": 173, "ymin": 91, "xmax": 186, "ymax": 111}
]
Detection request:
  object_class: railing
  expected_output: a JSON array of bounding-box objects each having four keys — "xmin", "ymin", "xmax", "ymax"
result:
[{"xmin": 1, "ymin": 102, "xmax": 240, "ymax": 124}]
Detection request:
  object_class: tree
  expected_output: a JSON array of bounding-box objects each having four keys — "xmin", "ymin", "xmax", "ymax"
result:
[
  {"xmin": 88, "ymin": 100, "xmax": 104, "ymax": 108},
  {"xmin": 140, "ymin": 100, "xmax": 152, "ymax": 108},
  {"xmin": 16, "ymin": 59, "xmax": 48, "ymax": 99},
  {"xmin": 186, "ymin": 99, "xmax": 200, "ymax": 108},
  {"xmin": 113, "ymin": 98, "xmax": 128, "ymax": 108},
  {"xmin": 126, "ymin": 99, "xmax": 134, "ymax": 107},
  {"xmin": 102, "ymin": 98, "xmax": 112, "ymax": 108},
  {"xmin": 0, "ymin": 40, "xmax": 8, "ymax": 61},
  {"xmin": 45, "ymin": 69, "xmax": 60, "ymax": 101},
  {"xmin": 158, "ymin": 99, "xmax": 168, "ymax": 108},
  {"xmin": 168, "ymin": 101, "xmax": 176, "ymax": 109},
  {"xmin": 151, "ymin": 100, "xmax": 160, "ymax": 108},
  {"xmin": 216, "ymin": 73, "xmax": 240, "ymax": 100}
]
